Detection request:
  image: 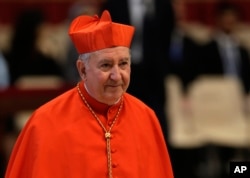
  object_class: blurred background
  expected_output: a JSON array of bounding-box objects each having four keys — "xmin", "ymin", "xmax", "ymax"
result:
[{"xmin": 0, "ymin": 0, "xmax": 250, "ymax": 178}]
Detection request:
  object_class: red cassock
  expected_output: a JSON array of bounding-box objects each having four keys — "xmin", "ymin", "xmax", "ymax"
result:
[{"xmin": 5, "ymin": 81, "xmax": 173, "ymax": 178}]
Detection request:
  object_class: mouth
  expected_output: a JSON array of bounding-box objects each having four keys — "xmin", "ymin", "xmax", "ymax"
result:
[
  {"xmin": 107, "ymin": 85, "xmax": 120, "ymax": 89},
  {"xmin": 106, "ymin": 83, "xmax": 122, "ymax": 87},
  {"xmin": 105, "ymin": 84, "xmax": 123, "ymax": 91}
]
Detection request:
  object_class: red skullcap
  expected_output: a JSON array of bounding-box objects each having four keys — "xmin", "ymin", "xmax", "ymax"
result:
[{"xmin": 68, "ymin": 10, "xmax": 135, "ymax": 54}]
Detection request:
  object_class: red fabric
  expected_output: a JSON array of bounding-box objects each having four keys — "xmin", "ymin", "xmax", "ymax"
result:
[
  {"xmin": 68, "ymin": 10, "xmax": 135, "ymax": 54},
  {"xmin": 5, "ymin": 81, "xmax": 173, "ymax": 178}
]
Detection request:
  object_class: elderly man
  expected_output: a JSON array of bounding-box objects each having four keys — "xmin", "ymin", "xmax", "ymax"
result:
[{"xmin": 5, "ymin": 10, "xmax": 173, "ymax": 178}]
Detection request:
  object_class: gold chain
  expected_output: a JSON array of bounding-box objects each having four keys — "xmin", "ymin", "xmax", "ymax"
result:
[{"xmin": 77, "ymin": 83, "xmax": 123, "ymax": 178}]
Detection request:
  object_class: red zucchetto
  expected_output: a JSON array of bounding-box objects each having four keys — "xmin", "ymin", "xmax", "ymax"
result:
[{"xmin": 68, "ymin": 10, "xmax": 135, "ymax": 54}]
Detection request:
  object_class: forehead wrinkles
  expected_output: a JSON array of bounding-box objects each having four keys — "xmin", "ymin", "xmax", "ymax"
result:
[
  {"xmin": 98, "ymin": 47, "xmax": 129, "ymax": 56},
  {"xmin": 88, "ymin": 47, "xmax": 131, "ymax": 66}
]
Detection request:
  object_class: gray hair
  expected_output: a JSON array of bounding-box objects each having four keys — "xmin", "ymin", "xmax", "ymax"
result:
[
  {"xmin": 78, "ymin": 52, "xmax": 93, "ymax": 68},
  {"xmin": 78, "ymin": 50, "xmax": 102, "ymax": 68},
  {"xmin": 79, "ymin": 53, "xmax": 91, "ymax": 62}
]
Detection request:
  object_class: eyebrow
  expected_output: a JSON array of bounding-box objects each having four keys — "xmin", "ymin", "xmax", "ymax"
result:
[
  {"xmin": 120, "ymin": 57, "xmax": 130, "ymax": 61},
  {"xmin": 99, "ymin": 57, "xmax": 130, "ymax": 63},
  {"xmin": 98, "ymin": 59, "xmax": 112, "ymax": 63}
]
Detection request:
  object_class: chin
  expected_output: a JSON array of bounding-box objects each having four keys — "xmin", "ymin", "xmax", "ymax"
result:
[{"xmin": 105, "ymin": 94, "xmax": 122, "ymax": 104}]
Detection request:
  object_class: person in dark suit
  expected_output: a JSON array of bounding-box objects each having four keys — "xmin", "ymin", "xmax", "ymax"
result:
[
  {"xmin": 198, "ymin": 2, "xmax": 250, "ymax": 178},
  {"xmin": 4, "ymin": 9, "xmax": 65, "ymax": 85},
  {"xmin": 167, "ymin": 0, "xmax": 202, "ymax": 93},
  {"xmin": 200, "ymin": 2, "xmax": 250, "ymax": 94},
  {"xmin": 0, "ymin": 52, "xmax": 9, "ymax": 89},
  {"xmin": 166, "ymin": 1, "xmax": 204, "ymax": 178},
  {"xmin": 101, "ymin": 0, "xmax": 175, "ymax": 141}
]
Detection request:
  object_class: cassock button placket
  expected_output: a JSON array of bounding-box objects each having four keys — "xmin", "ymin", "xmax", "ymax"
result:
[
  {"xmin": 77, "ymin": 83, "xmax": 123, "ymax": 178},
  {"xmin": 108, "ymin": 108, "xmax": 116, "ymax": 120}
]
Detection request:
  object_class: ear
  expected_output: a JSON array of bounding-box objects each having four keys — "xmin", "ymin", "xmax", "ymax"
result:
[{"xmin": 76, "ymin": 59, "xmax": 87, "ymax": 80}]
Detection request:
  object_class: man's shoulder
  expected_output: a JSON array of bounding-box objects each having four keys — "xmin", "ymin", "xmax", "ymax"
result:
[
  {"xmin": 123, "ymin": 93, "xmax": 154, "ymax": 112},
  {"xmin": 34, "ymin": 87, "xmax": 77, "ymax": 115},
  {"xmin": 22, "ymin": 87, "xmax": 79, "ymax": 128},
  {"xmin": 124, "ymin": 92, "xmax": 145, "ymax": 104}
]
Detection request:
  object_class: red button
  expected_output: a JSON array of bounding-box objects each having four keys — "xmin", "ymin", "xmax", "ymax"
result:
[
  {"xmin": 112, "ymin": 162, "xmax": 119, "ymax": 168},
  {"xmin": 111, "ymin": 148, "xmax": 117, "ymax": 153},
  {"xmin": 108, "ymin": 121, "xmax": 113, "ymax": 126}
]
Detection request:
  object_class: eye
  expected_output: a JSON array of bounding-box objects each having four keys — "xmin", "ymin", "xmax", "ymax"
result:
[
  {"xmin": 100, "ymin": 63, "xmax": 112, "ymax": 71},
  {"xmin": 101, "ymin": 63, "xmax": 110, "ymax": 68},
  {"xmin": 119, "ymin": 61, "xmax": 129, "ymax": 69}
]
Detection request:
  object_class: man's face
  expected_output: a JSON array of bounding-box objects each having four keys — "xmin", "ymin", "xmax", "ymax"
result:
[
  {"xmin": 218, "ymin": 10, "xmax": 238, "ymax": 34},
  {"xmin": 77, "ymin": 46, "xmax": 131, "ymax": 105}
]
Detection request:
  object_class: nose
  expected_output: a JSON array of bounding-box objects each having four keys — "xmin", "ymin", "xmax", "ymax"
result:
[{"xmin": 110, "ymin": 66, "xmax": 121, "ymax": 81}]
